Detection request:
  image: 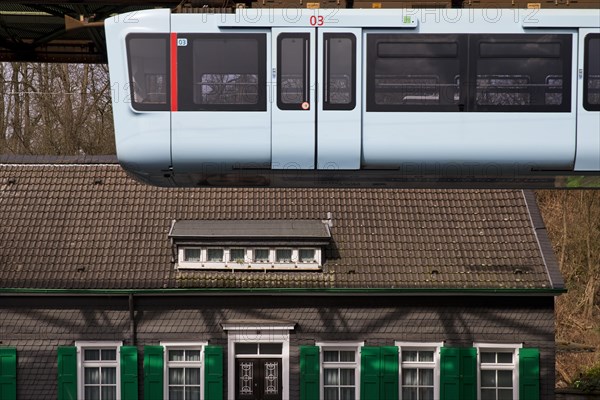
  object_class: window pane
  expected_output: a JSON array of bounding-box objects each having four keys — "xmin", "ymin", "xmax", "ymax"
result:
[
  {"xmin": 207, "ymin": 249, "xmax": 223, "ymax": 262},
  {"xmin": 101, "ymin": 367, "xmax": 116, "ymax": 384},
  {"xmin": 275, "ymin": 249, "xmax": 292, "ymax": 262},
  {"xmin": 85, "ymin": 367, "xmax": 100, "ymax": 384},
  {"xmin": 498, "ymin": 389, "xmax": 513, "ymax": 400},
  {"xmin": 186, "ymin": 386, "xmax": 201, "ymax": 400},
  {"xmin": 169, "ymin": 350, "xmax": 184, "ymax": 361},
  {"xmin": 340, "ymin": 387, "xmax": 355, "ymax": 400},
  {"xmin": 419, "ymin": 368, "xmax": 434, "ymax": 386},
  {"xmin": 403, "ymin": 369, "xmax": 417, "ymax": 385},
  {"xmin": 186, "ymin": 350, "xmax": 201, "ymax": 361},
  {"xmin": 481, "ymin": 370, "xmax": 496, "ymax": 387},
  {"xmin": 419, "ymin": 387, "xmax": 434, "ymax": 400},
  {"xmin": 101, "ymin": 386, "xmax": 116, "ymax": 400},
  {"xmin": 419, "ymin": 351, "xmax": 434, "ymax": 362},
  {"xmin": 585, "ymin": 35, "xmax": 600, "ymax": 108},
  {"xmin": 299, "ymin": 249, "xmax": 315, "ymax": 263},
  {"xmin": 169, "ymin": 387, "xmax": 184, "ymax": 400},
  {"xmin": 481, "ymin": 388, "xmax": 496, "ymax": 400},
  {"xmin": 481, "ymin": 352, "xmax": 496, "ymax": 363},
  {"xmin": 340, "ymin": 369, "xmax": 355, "ymax": 385},
  {"xmin": 230, "ymin": 249, "xmax": 245, "ymax": 262},
  {"xmin": 325, "ymin": 35, "xmax": 355, "ymax": 108},
  {"xmin": 235, "ymin": 343, "xmax": 258, "ymax": 355},
  {"xmin": 85, "ymin": 386, "xmax": 100, "ymax": 400},
  {"xmin": 279, "ymin": 35, "xmax": 308, "ymax": 107},
  {"xmin": 193, "ymin": 37, "xmax": 261, "ymax": 107},
  {"xmin": 497, "ymin": 352, "xmax": 513, "ymax": 364},
  {"xmin": 101, "ymin": 349, "xmax": 116, "ymax": 361},
  {"xmin": 368, "ymin": 34, "xmax": 462, "ymax": 111},
  {"xmin": 186, "ymin": 368, "xmax": 201, "ymax": 385},
  {"xmin": 169, "ymin": 368, "xmax": 184, "ymax": 385},
  {"xmin": 260, "ymin": 343, "xmax": 282, "ymax": 354},
  {"xmin": 402, "ymin": 388, "xmax": 417, "ymax": 400},
  {"xmin": 498, "ymin": 370, "xmax": 513, "ymax": 387},
  {"xmin": 84, "ymin": 349, "xmax": 100, "ymax": 361},
  {"xmin": 324, "ymin": 351, "xmax": 339, "ymax": 362},
  {"xmin": 254, "ymin": 249, "xmax": 269, "ymax": 262},
  {"xmin": 324, "ymin": 387, "xmax": 339, "ymax": 400},
  {"xmin": 184, "ymin": 249, "xmax": 201, "ymax": 262},
  {"xmin": 402, "ymin": 351, "xmax": 418, "ymax": 362},
  {"xmin": 475, "ymin": 34, "xmax": 571, "ymax": 111},
  {"xmin": 324, "ymin": 369, "xmax": 339, "ymax": 385},
  {"xmin": 127, "ymin": 35, "xmax": 168, "ymax": 110},
  {"xmin": 339, "ymin": 351, "xmax": 355, "ymax": 362}
]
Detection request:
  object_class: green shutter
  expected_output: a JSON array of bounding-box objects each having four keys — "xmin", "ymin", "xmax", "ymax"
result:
[
  {"xmin": 121, "ymin": 346, "xmax": 138, "ymax": 400},
  {"xmin": 0, "ymin": 347, "xmax": 16, "ymax": 400},
  {"xmin": 380, "ymin": 346, "xmax": 399, "ymax": 400},
  {"xmin": 204, "ymin": 346, "xmax": 223, "ymax": 400},
  {"xmin": 519, "ymin": 348, "xmax": 540, "ymax": 400},
  {"xmin": 360, "ymin": 347, "xmax": 380, "ymax": 400},
  {"xmin": 299, "ymin": 346, "xmax": 320, "ymax": 400},
  {"xmin": 440, "ymin": 347, "xmax": 476, "ymax": 400},
  {"xmin": 459, "ymin": 347, "xmax": 477, "ymax": 400},
  {"xmin": 143, "ymin": 346, "xmax": 164, "ymax": 400},
  {"xmin": 57, "ymin": 346, "xmax": 77, "ymax": 400}
]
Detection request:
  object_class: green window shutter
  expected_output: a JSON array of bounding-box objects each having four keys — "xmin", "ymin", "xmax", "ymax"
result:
[
  {"xmin": 519, "ymin": 348, "xmax": 540, "ymax": 400},
  {"xmin": 440, "ymin": 347, "xmax": 476, "ymax": 400},
  {"xmin": 121, "ymin": 346, "xmax": 138, "ymax": 400},
  {"xmin": 57, "ymin": 346, "xmax": 77, "ymax": 400},
  {"xmin": 360, "ymin": 347, "xmax": 380, "ymax": 400},
  {"xmin": 299, "ymin": 346, "xmax": 320, "ymax": 400},
  {"xmin": 0, "ymin": 347, "xmax": 17, "ymax": 400},
  {"xmin": 143, "ymin": 346, "xmax": 164, "ymax": 400},
  {"xmin": 380, "ymin": 346, "xmax": 399, "ymax": 400},
  {"xmin": 459, "ymin": 347, "xmax": 477, "ymax": 400},
  {"xmin": 204, "ymin": 346, "xmax": 223, "ymax": 400},
  {"xmin": 440, "ymin": 347, "xmax": 460, "ymax": 400}
]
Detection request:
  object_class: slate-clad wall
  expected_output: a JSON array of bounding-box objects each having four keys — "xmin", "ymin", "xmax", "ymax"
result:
[{"xmin": 0, "ymin": 295, "xmax": 556, "ymax": 399}]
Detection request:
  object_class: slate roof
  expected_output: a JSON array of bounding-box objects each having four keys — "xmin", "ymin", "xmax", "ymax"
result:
[
  {"xmin": 0, "ymin": 157, "xmax": 563, "ymax": 291},
  {"xmin": 169, "ymin": 220, "xmax": 331, "ymax": 240}
]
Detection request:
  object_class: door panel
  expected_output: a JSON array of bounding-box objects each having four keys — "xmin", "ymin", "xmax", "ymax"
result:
[
  {"xmin": 272, "ymin": 28, "xmax": 316, "ymax": 170},
  {"xmin": 235, "ymin": 358, "xmax": 282, "ymax": 400},
  {"xmin": 575, "ymin": 29, "xmax": 600, "ymax": 171},
  {"xmin": 318, "ymin": 28, "xmax": 362, "ymax": 169}
]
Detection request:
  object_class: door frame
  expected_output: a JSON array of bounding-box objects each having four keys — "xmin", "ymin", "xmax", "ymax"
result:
[{"xmin": 225, "ymin": 325, "xmax": 293, "ymax": 400}]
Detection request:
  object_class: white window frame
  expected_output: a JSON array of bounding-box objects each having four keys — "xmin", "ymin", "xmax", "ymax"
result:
[
  {"xmin": 177, "ymin": 247, "xmax": 322, "ymax": 270},
  {"xmin": 161, "ymin": 341, "xmax": 208, "ymax": 400},
  {"xmin": 225, "ymin": 325, "xmax": 293, "ymax": 400},
  {"xmin": 395, "ymin": 342, "xmax": 443, "ymax": 400},
  {"xmin": 75, "ymin": 341, "xmax": 123, "ymax": 400},
  {"xmin": 316, "ymin": 341, "xmax": 364, "ymax": 400},
  {"xmin": 474, "ymin": 343, "xmax": 522, "ymax": 400}
]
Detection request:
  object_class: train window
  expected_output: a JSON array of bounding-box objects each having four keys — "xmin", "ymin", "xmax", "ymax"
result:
[
  {"xmin": 277, "ymin": 33, "xmax": 310, "ymax": 110},
  {"xmin": 323, "ymin": 33, "xmax": 356, "ymax": 110},
  {"xmin": 126, "ymin": 34, "xmax": 169, "ymax": 111},
  {"xmin": 584, "ymin": 34, "xmax": 600, "ymax": 111},
  {"xmin": 473, "ymin": 34, "xmax": 572, "ymax": 112},
  {"xmin": 177, "ymin": 34, "xmax": 267, "ymax": 111},
  {"xmin": 367, "ymin": 34, "xmax": 465, "ymax": 112}
]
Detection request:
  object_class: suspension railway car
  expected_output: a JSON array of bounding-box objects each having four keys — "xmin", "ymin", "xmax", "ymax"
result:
[{"xmin": 105, "ymin": 8, "xmax": 600, "ymax": 187}]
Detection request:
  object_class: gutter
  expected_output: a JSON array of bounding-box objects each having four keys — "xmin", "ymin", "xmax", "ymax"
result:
[{"xmin": 0, "ymin": 287, "xmax": 566, "ymax": 296}]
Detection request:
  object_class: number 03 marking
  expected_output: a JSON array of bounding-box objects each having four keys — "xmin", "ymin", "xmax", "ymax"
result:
[{"xmin": 309, "ymin": 15, "xmax": 324, "ymax": 26}]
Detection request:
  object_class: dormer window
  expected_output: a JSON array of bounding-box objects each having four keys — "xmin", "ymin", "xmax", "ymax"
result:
[{"xmin": 169, "ymin": 220, "xmax": 331, "ymax": 271}]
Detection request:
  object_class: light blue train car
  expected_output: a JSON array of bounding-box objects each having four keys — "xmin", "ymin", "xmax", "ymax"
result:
[{"xmin": 106, "ymin": 8, "xmax": 600, "ymax": 187}]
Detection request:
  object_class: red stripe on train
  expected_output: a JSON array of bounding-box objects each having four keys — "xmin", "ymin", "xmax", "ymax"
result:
[{"xmin": 170, "ymin": 32, "xmax": 178, "ymax": 112}]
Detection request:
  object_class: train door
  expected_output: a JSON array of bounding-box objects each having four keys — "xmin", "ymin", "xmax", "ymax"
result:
[
  {"xmin": 271, "ymin": 27, "xmax": 362, "ymax": 170},
  {"xmin": 576, "ymin": 29, "xmax": 600, "ymax": 171},
  {"xmin": 170, "ymin": 22, "xmax": 272, "ymax": 177}
]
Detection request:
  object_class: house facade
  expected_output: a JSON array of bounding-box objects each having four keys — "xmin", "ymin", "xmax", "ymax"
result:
[{"xmin": 0, "ymin": 157, "xmax": 564, "ymax": 400}]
